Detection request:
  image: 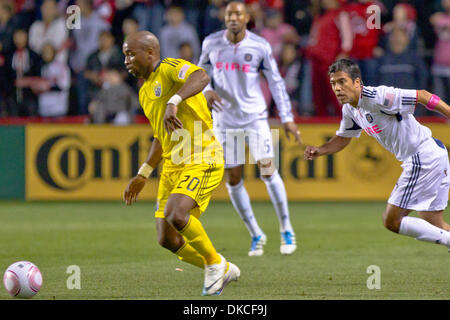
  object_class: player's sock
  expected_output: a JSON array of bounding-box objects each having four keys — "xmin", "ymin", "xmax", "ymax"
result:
[
  {"xmin": 261, "ymin": 171, "xmax": 294, "ymax": 233},
  {"xmin": 226, "ymin": 180, "xmax": 264, "ymax": 237},
  {"xmin": 176, "ymin": 242, "xmax": 231, "ymax": 272},
  {"xmin": 176, "ymin": 241, "xmax": 205, "ymax": 269},
  {"xmin": 399, "ymin": 216, "xmax": 450, "ymax": 247},
  {"xmin": 179, "ymin": 215, "xmax": 222, "ymax": 265}
]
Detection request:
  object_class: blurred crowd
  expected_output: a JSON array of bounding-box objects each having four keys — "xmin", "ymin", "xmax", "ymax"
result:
[{"xmin": 0, "ymin": 0, "xmax": 449, "ymax": 123}]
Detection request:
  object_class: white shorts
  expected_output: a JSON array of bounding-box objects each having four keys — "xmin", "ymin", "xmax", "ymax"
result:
[
  {"xmin": 213, "ymin": 119, "xmax": 275, "ymax": 169},
  {"xmin": 388, "ymin": 138, "xmax": 450, "ymax": 211}
]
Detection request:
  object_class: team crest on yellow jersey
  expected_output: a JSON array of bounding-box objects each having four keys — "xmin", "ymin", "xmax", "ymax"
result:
[{"xmin": 152, "ymin": 81, "xmax": 162, "ymax": 97}]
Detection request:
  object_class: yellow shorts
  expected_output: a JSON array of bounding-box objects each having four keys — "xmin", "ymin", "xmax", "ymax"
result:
[{"xmin": 154, "ymin": 161, "xmax": 224, "ymax": 219}]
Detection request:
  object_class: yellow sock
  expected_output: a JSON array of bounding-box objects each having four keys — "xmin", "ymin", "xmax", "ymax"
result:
[
  {"xmin": 179, "ymin": 215, "xmax": 221, "ymax": 265},
  {"xmin": 176, "ymin": 243, "xmax": 230, "ymax": 272},
  {"xmin": 175, "ymin": 241, "xmax": 205, "ymax": 269}
]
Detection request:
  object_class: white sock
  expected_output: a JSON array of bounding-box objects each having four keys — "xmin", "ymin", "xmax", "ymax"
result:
[
  {"xmin": 226, "ymin": 180, "xmax": 264, "ymax": 238},
  {"xmin": 261, "ymin": 171, "xmax": 294, "ymax": 233},
  {"xmin": 399, "ymin": 216, "xmax": 449, "ymax": 247}
]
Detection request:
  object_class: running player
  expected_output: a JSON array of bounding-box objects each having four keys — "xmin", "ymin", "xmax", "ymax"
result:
[
  {"xmin": 304, "ymin": 59, "xmax": 450, "ymax": 250},
  {"xmin": 198, "ymin": 1, "xmax": 302, "ymax": 256},
  {"xmin": 122, "ymin": 31, "xmax": 239, "ymax": 296}
]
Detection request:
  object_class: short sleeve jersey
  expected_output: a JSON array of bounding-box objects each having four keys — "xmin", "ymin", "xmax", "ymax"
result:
[
  {"xmin": 139, "ymin": 58, "xmax": 222, "ymax": 165},
  {"xmin": 336, "ymin": 85, "xmax": 432, "ymax": 162}
]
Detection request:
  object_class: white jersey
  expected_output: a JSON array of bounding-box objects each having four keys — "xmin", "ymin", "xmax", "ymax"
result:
[
  {"xmin": 38, "ymin": 60, "xmax": 71, "ymax": 117},
  {"xmin": 198, "ymin": 30, "xmax": 293, "ymax": 127},
  {"xmin": 336, "ymin": 85, "xmax": 433, "ymax": 162}
]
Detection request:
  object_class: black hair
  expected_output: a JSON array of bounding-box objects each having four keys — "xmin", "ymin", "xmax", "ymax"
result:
[{"xmin": 328, "ymin": 59, "xmax": 362, "ymax": 83}]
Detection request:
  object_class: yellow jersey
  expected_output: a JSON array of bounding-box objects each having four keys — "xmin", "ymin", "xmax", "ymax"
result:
[{"xmin": 139, "ymin": 58, "xmax": 223, "ymax": 167}]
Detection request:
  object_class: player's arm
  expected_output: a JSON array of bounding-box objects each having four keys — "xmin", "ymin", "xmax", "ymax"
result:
[
  {"xmin": 417, "ymin": 90, "xmax": 450, "ymax": 118},
  {"xmin": 198, "ymin": 38, "xmax": 223, "ymax": 112},
  {"xmin": 163, "ymin": 69, "xmax": 210, "ymax": 133},
  {"xmin": 203, "ymin": 90, "xmax": 223, "ymax": 112},
  {"xmin": 260, "ymin": 43, "xmax": 302, "ymax": 144},
  {"xmin": 142, "ymin": 137, "xmax": 163, "ymax": 169},
  {"xmin": 176, "ymin": 69, "xmax": 210, "ymax": 101},
  {"xmin": 304, "ymin": 135, "xmax": 352, "ymax": 160},
  {"xmin": 123, "ymin": 138, "xmax": 163, "ymax": 206}
]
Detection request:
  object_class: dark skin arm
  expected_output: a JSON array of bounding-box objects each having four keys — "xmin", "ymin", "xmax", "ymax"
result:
[
  {"xmin": 163, "ymin": 69, "xmax": 211, "ymax": 133},
  {"xmin": 304, "ymin": 135, "xmax": 352, "ymax": 160},
  {"xmin": 123, "ymin": 138, "xmax": 163, "ymax": 205},
  {"xmin": 203, "ymin": 90, "xmax": 223, "ymax": 112}
]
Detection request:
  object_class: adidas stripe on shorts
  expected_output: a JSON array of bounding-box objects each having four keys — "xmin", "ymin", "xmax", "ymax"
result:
[{"xmin": 388, "ymin": 138, "xmax": 450, "ymax": 211}]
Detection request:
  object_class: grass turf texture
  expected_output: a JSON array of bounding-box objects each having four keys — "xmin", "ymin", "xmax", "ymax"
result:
[{"xmin": 0, "ymin": 201, "xmax": 448, "ymax": 300}]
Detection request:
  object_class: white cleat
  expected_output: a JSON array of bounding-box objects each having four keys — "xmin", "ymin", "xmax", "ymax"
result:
[
  {"xmin": 202, "ymin": 253, "xmax": 227, "ymax": 296},
  {"xmin": 216, "ymin": 262, "xmax": 240, "ymax": 295},
  {"xmin": 248, "ymin": 234, "xmax": 267, "ymax": 256},
  {"xmin": 280, "ymin": 231, "xmax": 297, "ymax": 255}
]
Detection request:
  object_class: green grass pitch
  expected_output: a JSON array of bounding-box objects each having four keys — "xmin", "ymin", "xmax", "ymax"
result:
[{"xmin": 0, "ymin": 201, "xmax": 448, "ymax": 300}]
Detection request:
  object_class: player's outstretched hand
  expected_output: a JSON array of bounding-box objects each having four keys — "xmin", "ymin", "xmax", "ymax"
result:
[
  {"xmin": 304, "ymin": 146, "xmax": 321, "ymax": 160},
  {"xmin": 283, "ymin": 122, "xmax": 302, "ymax": 145},
  {"xmin": 164, "ymin": 103, "xmax": 183, "ymax": 133},
  {"xmin": 123, "ymin": 175, "xmax": 147, "ymax": 206},
  {"xmin": 203, "ymin": 90, "xmax": 223, "ymax": 112}
]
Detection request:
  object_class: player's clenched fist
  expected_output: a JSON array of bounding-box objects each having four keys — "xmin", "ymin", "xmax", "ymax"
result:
[
  {"xmin": 123, "ymin": 175, "xmax": 147, "ymax": 205},
  {"xmin": 304, "ymin": 146, "xmax": 321, "ymax": 160}
]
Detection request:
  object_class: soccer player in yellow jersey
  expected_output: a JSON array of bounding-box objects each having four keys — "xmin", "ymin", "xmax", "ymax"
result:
[{"xmin": 122, "ymin": 31, "xmax": 240, "ymax": 296}]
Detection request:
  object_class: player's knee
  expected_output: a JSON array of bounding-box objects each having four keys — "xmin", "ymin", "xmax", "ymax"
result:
[
  {"xmin": 382, "ymin": 212, "xmax": 401, "ymax": 233},
  {"xmin": 225, "ymin": 166, "xmax": 243, "ymax": 186},
  {"xmin": 164, "ymin": 207, "xmax": 190, "ymax": 231},
  {"xmin": 226, "ymin": 173, "xmax": 242, "ymax": 186}
]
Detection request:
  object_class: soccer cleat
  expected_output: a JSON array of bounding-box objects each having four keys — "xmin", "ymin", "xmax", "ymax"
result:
[
  {"xmin": 280, "ymin": 231, "xmax": 297, "ymax": 255},
  {"xmin": 202, "ymin": 253, "xmax": 227, "ymax": 296},
  {"xmin": 216, "ymin": 262, "xmax": 240, "ymax": 295},
  {"xmin": 248, "ymin": 234, "xmax": 267, "ymax": 256}
]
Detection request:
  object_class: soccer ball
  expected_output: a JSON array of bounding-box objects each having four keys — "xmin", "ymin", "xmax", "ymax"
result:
[{"xmin": 3, "ymin": 261, "xmax": 43, "ymax": 298}]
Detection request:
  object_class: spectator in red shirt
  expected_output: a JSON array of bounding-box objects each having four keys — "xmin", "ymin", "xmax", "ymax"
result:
[
  {"xmin": 305, "ymin": 0, "xmax": 353, "ymax": 116},
  {"xmin": 94, "ymin": 0, "xmax": 116, "ymax": 25},
  {"xmin": 245, "ymin": 0, "xmax": 284, "ymax": 11},
  {"xmin": 346, "ymin": 0, "xmax": 384, "ymax": 86}
]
